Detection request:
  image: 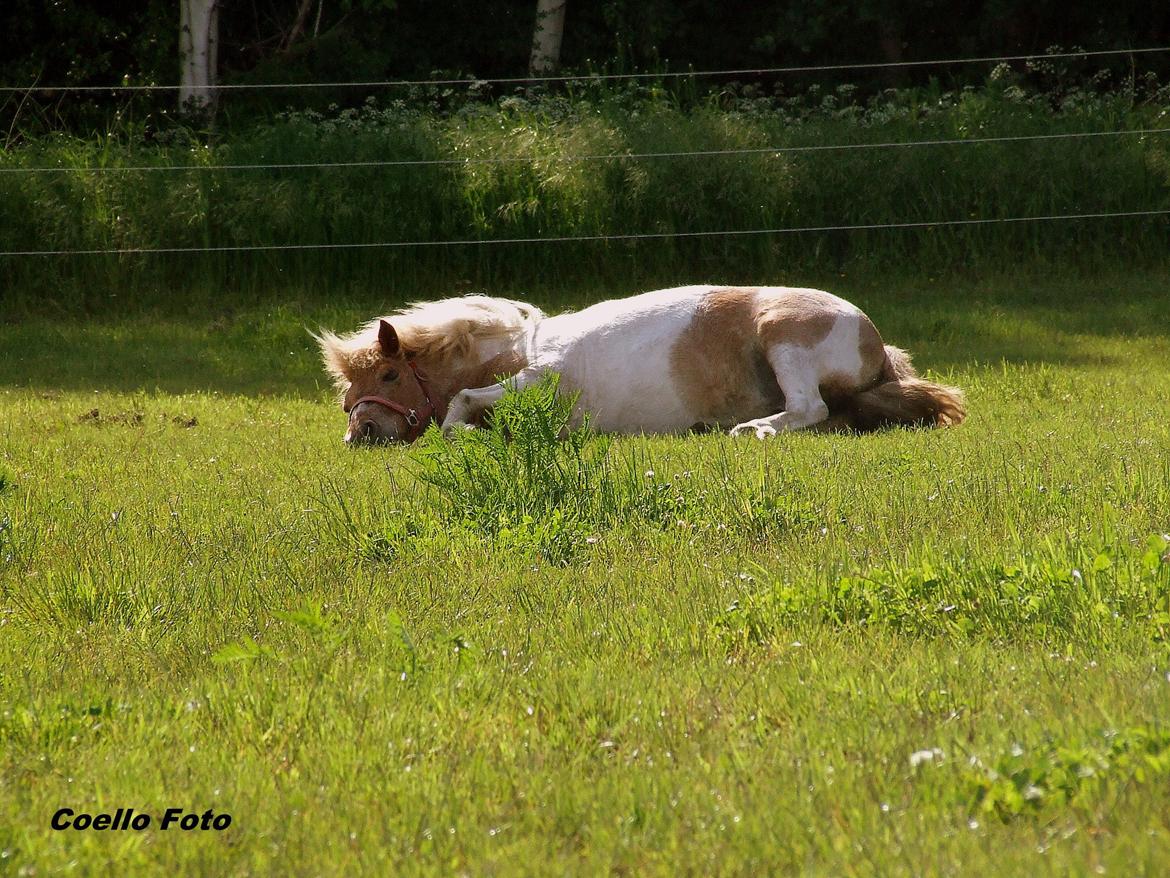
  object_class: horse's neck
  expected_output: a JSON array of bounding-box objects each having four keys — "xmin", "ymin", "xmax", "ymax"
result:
[
  {"xmin": 459, "ymin": 347, "xmax": 529, "ymax": 390},
  {"xmin": 419, "ymin": 330, "xmax": 531, "ymax": 418}
]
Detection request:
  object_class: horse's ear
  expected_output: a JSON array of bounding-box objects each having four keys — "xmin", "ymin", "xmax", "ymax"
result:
[{"xmin": 377, "ymin": 320, "xmax": 400, "ymax": 357}]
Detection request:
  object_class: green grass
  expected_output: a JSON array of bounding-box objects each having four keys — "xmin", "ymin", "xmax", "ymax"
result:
[{"xmin": 1, "ymin": 269, "xmax": 1170, "ymax": 874}]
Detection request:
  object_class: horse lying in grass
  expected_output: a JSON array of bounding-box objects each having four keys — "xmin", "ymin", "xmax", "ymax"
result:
[{"xmin": 317, "ymin": 285, "xmax": 965, "ymax": 444}]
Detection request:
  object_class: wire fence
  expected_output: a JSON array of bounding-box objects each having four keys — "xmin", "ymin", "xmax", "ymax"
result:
[{"xmin": 2, "ymin": 45, "xmax": 1167, "ymax": 259}]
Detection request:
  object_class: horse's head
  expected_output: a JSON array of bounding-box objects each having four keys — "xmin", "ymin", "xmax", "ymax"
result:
[{"xmin": 318, "ymin": 319, "xmax": 435, "ymax": 445}]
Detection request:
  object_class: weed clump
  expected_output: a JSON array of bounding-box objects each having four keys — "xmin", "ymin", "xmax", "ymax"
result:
[
  {"xmin": 416, "ymin": 376, "xmax": 607, "ymax": 525},
  {"xmin": 410, "ymin": 376, "xmax": 612, "ymax": 564},
  {"xmin": 407, "ymin": 375, "xmax": 816, "ymax": 564}
]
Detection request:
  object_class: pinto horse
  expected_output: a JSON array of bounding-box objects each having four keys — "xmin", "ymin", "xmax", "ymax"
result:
[{"xmin": 317, "ymin": 286, "xmax": 965, "ymax": 444}]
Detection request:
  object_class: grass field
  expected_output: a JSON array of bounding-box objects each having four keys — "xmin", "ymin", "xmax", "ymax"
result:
[{"xmin": 1, "ymin": 268, "xmax": 1169, "ymax": 874}]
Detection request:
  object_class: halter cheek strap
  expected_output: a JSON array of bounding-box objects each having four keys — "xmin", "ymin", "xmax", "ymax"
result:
[{"xmin": 350, "ymin": 360, "xmax": 436, "ymax": 441}]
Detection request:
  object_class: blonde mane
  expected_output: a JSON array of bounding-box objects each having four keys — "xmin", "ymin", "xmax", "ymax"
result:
[{"xmin": 316, "ymin": 295, "xmax": 542, "ymax": 387}]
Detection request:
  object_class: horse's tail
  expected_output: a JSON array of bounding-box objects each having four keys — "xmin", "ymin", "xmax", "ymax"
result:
[{"xmin": 822, "ymin": 345, "xmax": 966, "ymax": 432}]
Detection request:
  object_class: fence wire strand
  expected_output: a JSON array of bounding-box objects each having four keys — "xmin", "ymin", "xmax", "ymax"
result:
[
  {"xmin": 3, "ymin": 127, "xmax": 1167, "ymax": 175},
  {"xmin": 2, "ymin": 209, "xmax": 1166, "ymax": 258}
]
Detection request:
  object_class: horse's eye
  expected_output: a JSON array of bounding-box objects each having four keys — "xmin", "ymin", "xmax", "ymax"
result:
[{"xmin": 382, "ymin": 369, "xmax": 399, "ymax": 383}]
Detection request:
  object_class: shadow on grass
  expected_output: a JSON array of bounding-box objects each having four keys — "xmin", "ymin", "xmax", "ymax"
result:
[
  {"xmin": 0, "ymin": 315, "xmax": 330, "ymax": 398},
  {"xmin": 1, "ymin": 271, "xmax": 1167, "ymax": 395}
]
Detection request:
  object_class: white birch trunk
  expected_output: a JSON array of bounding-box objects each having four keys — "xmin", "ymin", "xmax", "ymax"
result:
[
  {"xmin": 180, "ymin": 0, "xmax": 219, "ymax": 114},
  {"xmin": 529, "ymin": 0, "xmax": 567, "ymax": 75}
]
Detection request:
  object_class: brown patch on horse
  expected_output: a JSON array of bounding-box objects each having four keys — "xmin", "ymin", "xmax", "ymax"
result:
[
  {"xmin": 755, "ymin": 289, "xmax": 840, "ymax": 350},
  {"xmin": 669, "ymin": 287, "xmax": 782, "ymax": 424},
  {"xmin": 819, "ymin": 372, "xmax": 861, "ymax": 403},
  {"xmin": 857, "ymin": 313, "xmax": 887, "ymax": 380}
]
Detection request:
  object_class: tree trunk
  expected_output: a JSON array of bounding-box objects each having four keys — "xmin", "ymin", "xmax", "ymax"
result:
[
  {"xmin": 282, "ymin": 0, "xmax": 316, "ymax": 52},
  {"xmin": 529, "ymin": 0, "xmax": 567, "ymax": 75},
  {"xmin": 180, "ymin": 0, "xmax": 219, "ymax": 114},
  {"xmin": 877, "ymin": 20, "xmax": 906, "ymax": 87}
]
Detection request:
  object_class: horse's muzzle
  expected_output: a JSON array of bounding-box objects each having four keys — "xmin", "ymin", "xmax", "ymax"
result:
[{"xmin": 344, "ymin": 419, "xmax": 399, "ymax": 445}]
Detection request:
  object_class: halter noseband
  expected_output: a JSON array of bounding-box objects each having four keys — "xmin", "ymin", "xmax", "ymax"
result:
[{"xmin": 351, "ymin": 360, "xmax": 436, "ymax": 441}]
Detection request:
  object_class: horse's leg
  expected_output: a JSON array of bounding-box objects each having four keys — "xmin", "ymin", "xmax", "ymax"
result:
[
  {"xmin": 729, "ymin": 344, "xmax": 829, "ymax": 439},
  {"xmin": 441, "ymin": 368, "xmax": 541, "ymax": 433}
]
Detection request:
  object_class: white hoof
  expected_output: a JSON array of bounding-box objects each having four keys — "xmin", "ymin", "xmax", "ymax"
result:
[{"xmin": 730, "ymin": 419, "xmax": 776, "ymax": 439}]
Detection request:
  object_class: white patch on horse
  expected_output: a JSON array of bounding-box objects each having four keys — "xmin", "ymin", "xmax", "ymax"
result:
[
  {"xmin": 818, "ymin": 307, "xmax": 865, "ymax": 382},
  {"xmin": 549, "ymin": 288, "xmax": 701, "ymax": 432}
]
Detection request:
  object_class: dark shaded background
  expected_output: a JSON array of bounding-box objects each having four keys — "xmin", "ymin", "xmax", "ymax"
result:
[{"xmin": 3, "ymin": 0, "xmax": 1168, "ymax": 131}]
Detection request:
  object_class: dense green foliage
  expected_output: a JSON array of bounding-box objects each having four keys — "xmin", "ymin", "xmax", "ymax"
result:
[
  {"xmin": 2, "ymin": 271, "xmax": 1170, "ymax": 873},
  {"xmin": 2, "ymin": 81, "xmax": 1169, "ymax": 310}
]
